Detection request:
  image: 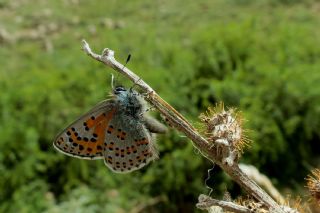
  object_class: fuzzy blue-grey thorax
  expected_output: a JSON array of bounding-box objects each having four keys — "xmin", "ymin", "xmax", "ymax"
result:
[{"xmin": 113, "ymin": 86, "xmax": 145, "ymax": 118}]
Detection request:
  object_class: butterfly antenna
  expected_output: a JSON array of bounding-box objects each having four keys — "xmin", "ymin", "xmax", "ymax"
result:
[
  {"xmin": 111, "ymin": 54, "xmax": 131, "ymax": 90},
  {"xmin": 122, "ymin": 54, "xmax": 131, "ymax": 70},
  {"xmin": 120, "ymin": 54, "xmax": 140, "ymax": 92},
  {"xmin": 111, "ymin": 74, "xmax": 115, "ymax": 90}
]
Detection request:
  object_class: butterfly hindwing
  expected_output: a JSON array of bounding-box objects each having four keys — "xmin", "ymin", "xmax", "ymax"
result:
[
  {"xmin": 53, "ymin": 100, "xmax": 116, "ymax": 159},
  {"xmin": 103, "ymin": 112, "xmax": 157, "ymax": 173}
]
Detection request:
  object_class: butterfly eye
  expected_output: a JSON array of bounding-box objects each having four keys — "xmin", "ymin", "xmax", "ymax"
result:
[{"xmin": 114, "ymin": 86, "xmax": 126, "ymax": 94}]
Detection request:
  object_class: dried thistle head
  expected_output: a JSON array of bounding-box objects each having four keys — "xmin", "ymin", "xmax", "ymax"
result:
[
  {"xmin": 306, "ymin": 168, "xmax": 320, "ymax": 205},
  {"xmin": 280, "ymin": 196, "xmax": 311, "ymax": 213},
  {"xmin": 234, "ymin": 197, "xmax": 268, "ymax": 213},
  {"xmin": 234, "ymin": 196, "xmax": 309, "ymax": 213},
  {"xmin": 199, "ymin": 102, "xmax": 250, "ymax": 165}
]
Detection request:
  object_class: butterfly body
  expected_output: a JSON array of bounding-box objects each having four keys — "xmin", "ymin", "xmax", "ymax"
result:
[{"xmin": 53, "ymin": 86, "xmax": 166, "ymax": 173}]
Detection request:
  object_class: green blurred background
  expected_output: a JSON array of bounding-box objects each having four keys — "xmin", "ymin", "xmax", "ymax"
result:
[{"xmin": 1, "ymin": 0, "xmax": 320, "ymax": 212}]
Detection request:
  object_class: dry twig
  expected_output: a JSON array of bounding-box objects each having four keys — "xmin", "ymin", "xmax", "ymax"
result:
[
  {"xmin": 239, "ymin": 164, "xmax": 285, "ymax": 204},
  {"xmin": 197, "ymin": 194, "xmax": 251, "ymax": 213}
]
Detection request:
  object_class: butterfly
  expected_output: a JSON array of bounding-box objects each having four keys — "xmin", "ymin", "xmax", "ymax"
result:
[{"xmin": 53, "ymin": 86, "xmax": 167, "ymax": 173}]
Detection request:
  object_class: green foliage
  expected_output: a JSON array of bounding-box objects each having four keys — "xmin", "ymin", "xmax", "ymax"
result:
[{"xmin": 1, "ymin": 0, "xmax": 320, "ymax": 212}]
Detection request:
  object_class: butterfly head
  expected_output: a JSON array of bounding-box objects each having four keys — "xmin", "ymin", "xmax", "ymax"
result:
[{"xmin": 113, "ymin": 85, "xmax": 127, "ymax": 95}]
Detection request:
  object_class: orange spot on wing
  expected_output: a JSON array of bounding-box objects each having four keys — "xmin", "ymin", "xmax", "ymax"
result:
[
  {"xmin": 132, "ymin": 146, "xmax": 137, "ymax": 153},
  {"xmin": 107, "ymin": 126, "xmax": 113, "ymax": 133},
  {"xmin": 86, "ymin": 111, "xmax": 112, "ymax": 128},
  {"xmin": 69, "ymin": 109, "xmax": 116, "ymax": 156},
  {"xmin": 136, "ymin": 139, "xmax": 149, "ymax": 146},
  {"xmin": 126, "ymin": 147, "xmax": 132, "ymax": 153},
  {"xmin": 107, "ymin": 143, "xmax": 114, "ymax": 150}
]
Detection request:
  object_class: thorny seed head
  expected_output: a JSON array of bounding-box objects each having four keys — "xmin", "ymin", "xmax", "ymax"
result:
[
  {"xmin": 306, "ymin": 168, "xmax": 320, "ymax": 205},
  {"xmin": 234, "ymin": 196, "xmax": 308, "ymax": 213},
  {"xmin": 280, "ymin": 196, "xmax": 311, "ymax": 213},
  {"xmin": 234, "ymin": 197, "xmax": 268, "ymax": 213},
  {"xmin": 199, "ymin": 103, "xmax": 250, "ymax": 165}
]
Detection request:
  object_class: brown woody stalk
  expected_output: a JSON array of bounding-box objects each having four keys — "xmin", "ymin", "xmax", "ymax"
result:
[
  {"xmin": 197, "ymin": 194, "xmax": 251, "ymax": 213},
  {"xmin": 81, "ymin": 40, "xmax": 287, "ymax": 213}
]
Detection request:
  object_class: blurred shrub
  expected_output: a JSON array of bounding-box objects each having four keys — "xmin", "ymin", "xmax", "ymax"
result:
[{"xmin": 1, "ymin": 0, "xmax": 320, "ymax": 212}]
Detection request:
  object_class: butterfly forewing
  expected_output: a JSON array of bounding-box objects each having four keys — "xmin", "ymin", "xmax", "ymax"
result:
[
  {"xmin": 53, "ymin": 100, "xmax": 116, "ymax": 159},
  {"xmin": 103, "ymin": 112, "xmax": 157, "ymax": 173}
]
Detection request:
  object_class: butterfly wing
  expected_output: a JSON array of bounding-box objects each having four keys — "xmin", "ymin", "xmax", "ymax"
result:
[
  {"xmin": 53, "ymin": 100, "xmax": 117, "ymax": 160},
  {"xmin": 103, "ymin": 112, "xmax": 158, "ymax": 173}
]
